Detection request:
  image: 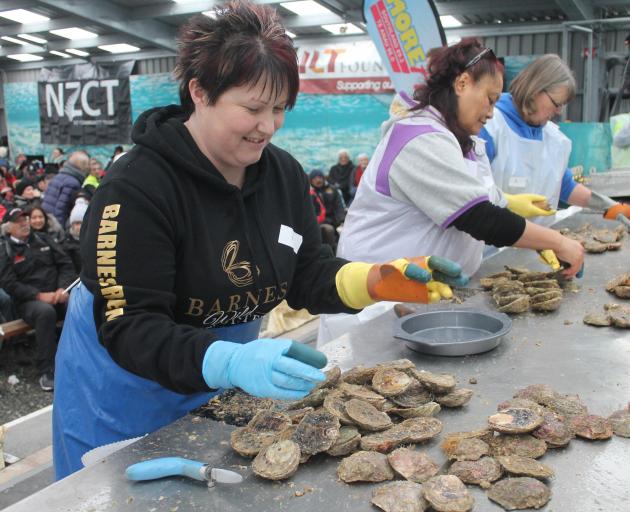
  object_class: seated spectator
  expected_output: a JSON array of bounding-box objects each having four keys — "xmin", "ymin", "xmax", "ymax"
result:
[
  {"xmin": 328, "ymin": 149, "xmax": 354, "ymax": 204},
  {"xmin": 42, "ymin": 150, "xmax": 91, "ymax": 227},
  {"xmin": 0, "ymin": 207, "xmax": 76, "ymax": 391},
  {"xmin": 309, "ymin": 169, "xmax": 346, "ymax": 252},
  {"xmin": 350, "ymin": 153, "xmax": 369, "ymax": 199},
  {"xmin": 14, "ymin": 179, "xmax": 41, "ymax": 208},
  {"xmin": 27, "ymin": 204, "xmax": 64, "ymax": 242},
  {"xmin": 62, "ymin": 200, "xmax": 88, "ymax": 274}
]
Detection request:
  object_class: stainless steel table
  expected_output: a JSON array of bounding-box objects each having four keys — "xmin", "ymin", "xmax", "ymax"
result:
[{"xmin": 6, "ymin": 212, "xmax": 630, "ymax": 511}]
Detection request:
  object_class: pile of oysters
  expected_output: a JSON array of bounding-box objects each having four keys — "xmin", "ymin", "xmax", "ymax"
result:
[
  {"xmin": 480, "ymin": 267, "xmax": 563, "ymax": 314},
  {"xmin": 222, "ymin": 359, "xmax": 473, "ymax": 483},
  {"xmin": 559, "ymin": 223, "xmax": 625, "ymax": 253}
]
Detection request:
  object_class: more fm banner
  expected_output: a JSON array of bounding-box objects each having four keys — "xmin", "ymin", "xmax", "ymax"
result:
[
  {"xmin": 37, "ymin": 61, "xmax": 134, "ymax": 145},
  {"xmin": 297, "ymin": 40, "xmax": 394, "ymax": 94}
]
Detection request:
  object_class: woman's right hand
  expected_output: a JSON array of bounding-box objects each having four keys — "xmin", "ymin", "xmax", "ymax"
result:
[{"xmin": 554, "ymin": 236, "xmax": 585, "ymax": 277}]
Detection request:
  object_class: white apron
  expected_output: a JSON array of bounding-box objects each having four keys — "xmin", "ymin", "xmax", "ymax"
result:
[
  {"xmin": 318, "ymin": 127, "xmax": 503, "ymax": 347},
  {"xmin": 484, "ymin": 109, "xmax": 572, "ymax": 226}
]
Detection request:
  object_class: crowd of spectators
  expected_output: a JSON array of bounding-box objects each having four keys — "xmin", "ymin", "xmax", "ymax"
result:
[
  {"xmin": 0, "ymin": 146, "xmax": 122, "ymax": 391},
  {"xmin": 309, "ymin": 149, "xmax": 369, "ymax": 253}
]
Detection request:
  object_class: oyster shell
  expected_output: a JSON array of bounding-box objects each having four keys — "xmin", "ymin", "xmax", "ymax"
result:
[
  {"xmin": 344, "ymin": 398, "xmax": 393, "ymax": 431},
  {"xmin": 441, "ymin": 428, "xmax": 494, "ymax": 456},
  {"xmin": 492, "ymin": 281, "xmax": 525, "ymax": 295},
  {"xmin": 198, "ymin": 389, "xmax": 276, "ymax": 426},
  {"xmin": 447, "ymin": 456, "xmax": 502, "ymax": 488},
  {"xmin": 291, "ymin": 411, "xmax": 340, "ymax": 455},
  {"xmin": 371, "ymin": 481, "xmax": 429, "ymax": 512},
  {"xmin": 372, "ymin": 367, "xmax": 413, "ymax": 397},
  {"xmin": 326, "ymin": 425, "xmax": 361, "ymax": 457},
  {"xmin": 393, "ymin": 303, "xmax": 416, "ymax": 318},
  {"xmin": 337, "ymin": 450, "xmax": 394, "ymax": 483},
  {"xmin": 487, "ymin": 434, "xmax": 548, "ymax": 459},
  {"xmin": 517, "ymin": 271, "xmax": 553, "ymax": 282},
  {"xmin": 513, "ymin": 383, "xmax": 556, "ymax": 404},
  {"xmin": 488, "ymin": 408, "xmax": 544, "ymax": 434},
  {"xmin": 323, "ymin": 391, "xmax": 355, "ymax": 425},
  {"xmin": 407, "ymin": 369, "xmax": 457, "ymax": 394},
  {"xmin": 541, "ymin": 393, "xmax": 588, "ymax": 418},
  {"xmin": 390, "ymin": 381, "xmax": 434, "ymax": 408},
  {"xmin": 230, "ymin": 410, "xmax": 292, "ymax": 457},
  {"xmin": 340, "ymin": 366, "xmax": 378, "ymax": 385},
  {"xmin": 389, "ymin": 402, "xmax": 441, "ymax": 419},
  {"xmin": 286, "ymin": 387, "xmax": 330, "ymax": 410},
  {"xmin": 583, "ymin": 312, "xmax": 612, "ymax": 326},
  {"xmin": 361, "ymin": 417, "xmax": 443, "ymax": 453},
  {"xmin": 387, "ymin": 447, "xmax": 439, "ymax": 483},
  {"xmin": 445, "ymin": 437, "xmax": 490, "ymax": 461},
  {"xmin": 251, "ymin": 439, "xmax": 300, "ymax": 480},
  {"xmin": 422, "ymin": 475, "xmax": 474, "ymax": 512},
  {"xmin": 608, "ymin": 304, "xmax": 630, "ymax": 328},
  {"xmin": 314, "ymin": 366, "xmax": 342, "ymax": 390},
  {"xmin": 495, "ymin": 455, "xmax": 554, "ymax": 479},
  {"xmin": 496, "ymin": 294, "xmax": 530, "ymax": 314},
  {"xmin": 608, "ymin": 404, "xmax": 630, "ymax": 437},
  {"xmin": 532, "ymin": 411, "xmax": 574, "ymax": 447},
  {"xmin": 523, "ymin": 279, "xmax": 560, "ymax": 289},
  {"xmin": 377, "ymin": 358, "xmax": 417, "ymax": 371},
  {"xmin": 435, "ymin": 388, "xmax": 474, "ymax": 408},
  {"xmin": 487, "ymin": 477, "xmax": 551, "ymax": 510},
  {"xmin": 285, "ymin": 407, "xmax": 314, "ymax": 424},
  {"xmin": 606, "ymin": 272, "xmax": 630, "ymax": 299},
  {"xmin": 338, "ymin": 382, "xmax": 387, "ymax": 409},
  {"xmin": 496, "ymin": 398, "xmax": 547, "ymax": 417}
]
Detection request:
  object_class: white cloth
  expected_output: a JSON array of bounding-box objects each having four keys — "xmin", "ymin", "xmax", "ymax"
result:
[{"xmin": 483, "ymin": 109, "xmax": 571, "ymax": 226}]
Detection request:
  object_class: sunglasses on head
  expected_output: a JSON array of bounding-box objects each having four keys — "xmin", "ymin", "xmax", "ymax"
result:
[{"xmin": 465, "ymin": 47, "xmax": 495, "ymax": 69}]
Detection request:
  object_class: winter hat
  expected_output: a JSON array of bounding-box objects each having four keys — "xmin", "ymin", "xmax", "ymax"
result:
[
  {"xmin": 309, "ymin": 169, "xmax": 325, "ymax": 180},
  {"xmin": 15, "ymin": 179, "xmax": 35, "ymax": 196},
  {"xmin": 69, "ymin": 201, "xmax": 88, "ymax": 225}
]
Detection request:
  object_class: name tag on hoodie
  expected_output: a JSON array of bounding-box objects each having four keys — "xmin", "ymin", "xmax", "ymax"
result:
[{"xmin": 278, "ymin": 225, "xmax": 303, "ymax": 254}]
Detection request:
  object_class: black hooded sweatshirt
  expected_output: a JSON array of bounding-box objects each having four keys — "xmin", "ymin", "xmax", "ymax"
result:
[{"xmin": 80, "ymin": 105, "xmax": 356, "ymax": 394}]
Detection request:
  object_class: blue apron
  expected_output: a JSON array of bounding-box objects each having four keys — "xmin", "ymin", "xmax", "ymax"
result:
[{"xmin": 52, "ymin": 283, "xmax": 261, "ymax": 480}]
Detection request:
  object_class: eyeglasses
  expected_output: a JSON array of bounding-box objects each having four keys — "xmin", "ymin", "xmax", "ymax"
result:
[
  {"xmin": 543, "ymin": 90, "xmax": 565, "ymax": 110},
  {"xmin": 465, "ymin": 48, "xmax": 495, "ymax": 69}
]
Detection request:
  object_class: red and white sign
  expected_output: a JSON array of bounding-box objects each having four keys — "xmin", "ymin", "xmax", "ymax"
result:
[{"xmin": 297, "ymin": 40, "xmax": 393, "ymax": 94}]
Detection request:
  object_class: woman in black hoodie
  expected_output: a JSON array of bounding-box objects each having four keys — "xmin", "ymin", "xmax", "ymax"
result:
[{"xmin": 52, "ymin": 0, "xmax": 467, "ymax": 479}]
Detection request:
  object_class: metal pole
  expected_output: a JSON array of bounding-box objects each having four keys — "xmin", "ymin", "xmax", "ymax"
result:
[{"xmin": 562, "ymin": 26, "xmax": 570, "ymax": 121}]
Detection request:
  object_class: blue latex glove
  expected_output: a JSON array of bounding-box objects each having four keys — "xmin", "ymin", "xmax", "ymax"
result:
[{"xmin": 202, "ymin": 339, "xmax": 326, "ymax": 400}]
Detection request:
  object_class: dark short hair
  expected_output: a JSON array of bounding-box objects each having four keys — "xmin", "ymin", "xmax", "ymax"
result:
[
  {"xmin": 174, "ymin": 0, "xmax": 299, "ymax": 116},
  {"xmin": 412, "ymin": 38, "xmax": 504, "ymax": 156}
]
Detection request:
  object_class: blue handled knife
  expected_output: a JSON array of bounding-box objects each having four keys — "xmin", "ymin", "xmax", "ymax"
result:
[{"xmin": 126, "ymin": 457, "xmax": 243, "ymax": 487}]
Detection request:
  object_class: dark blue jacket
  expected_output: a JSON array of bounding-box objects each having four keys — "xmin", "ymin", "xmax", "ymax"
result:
[{"xmin": 42, "ymin": 163, "xmax": 85, "ymax": 227}]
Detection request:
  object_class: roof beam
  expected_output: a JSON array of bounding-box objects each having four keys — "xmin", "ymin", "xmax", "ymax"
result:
[
  {"xmin": 33, "ymin": 0, "xmax": 177, "ymax": 52},
  {"xmin": 446, "ymin": 22, "xmax": 565, "ymax": 38},
  {"xmin": 283, "ymin": 13, "xmax": 345, "ymax": 28},
  {"xmin": 0, "ymin": 0, "xmax": 39, "ymax": 10},
  {"xmin": 435, "ymin": 0, "xmax": 553, "ymax": 16},
  {"xmin": 554, "ymin": 0, "xmax": 594, "ymax": 20}
]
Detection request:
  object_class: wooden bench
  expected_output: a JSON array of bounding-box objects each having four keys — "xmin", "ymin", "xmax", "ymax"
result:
[{"xmin": 0, "ymin": 319, "xmax": 33, "ymax": 342}]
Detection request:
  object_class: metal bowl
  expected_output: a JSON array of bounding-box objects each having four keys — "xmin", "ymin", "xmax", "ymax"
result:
[{"xmin": 394, "ymin": 309, "xmax": 512, "ymax": 356}]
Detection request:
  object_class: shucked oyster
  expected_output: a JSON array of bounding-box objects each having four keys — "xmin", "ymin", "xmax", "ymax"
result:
[
  {"xmin": 230, "ymin": 410, "xmax": 292, "ymax": 457},
  {"xmin": 487, "ymin": 477, "xmax": 551, "ymax": 510},
  {"xmin": 291, "ymin": 410, "xmax": 340, "ymax": 455},
  {"xmin": 387, "ymin": 447, "xmax": 439, "ymax": 483},
  {"xmin": 252, "ymin": 439, "xmax": 300, "ymax": 480},
  {"xmin": 488, "ymin": 408, "xmax": 544, "ymax": 434},
  {"xmin": 371, "ymin": 481, "xmax": 429, "ymax": 512},
  {"xmin": 422, "ymin": 475, "xmax": 474, "ymax": 512},
  {"xmin": 337, "ymin": 451, "xmax": 394, "ymax": 483}
]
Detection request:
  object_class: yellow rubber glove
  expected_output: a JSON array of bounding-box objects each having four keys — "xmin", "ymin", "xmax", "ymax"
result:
[
  {"xmin": 335, "ymin": 256, "xmax": 469, "ymax": 310},
  {"xmin": 504, "ymin": 193, "xmax": 556, "ymax": 218},
  {"xmin": 537, "ymin": 249, "xmax": 561, "ymax": 271}
]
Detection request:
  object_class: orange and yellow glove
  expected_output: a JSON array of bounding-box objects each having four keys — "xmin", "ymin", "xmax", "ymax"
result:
[
  {"xmin": 335, "ymin": 256, "xmax": 469, "ymax": 310},
  {"xmin": 604, "ymin": 202, "xmax": 630, "ymax": 221}
]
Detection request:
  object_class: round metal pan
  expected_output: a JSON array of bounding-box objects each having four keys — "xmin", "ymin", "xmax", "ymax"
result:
[{"xmin": 394, "ymin": 308, "xmax": 512, "ymax": 356}]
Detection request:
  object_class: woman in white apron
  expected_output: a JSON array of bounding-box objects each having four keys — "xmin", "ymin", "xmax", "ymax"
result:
[
  {"xmin": 480, "ymin": 54, "xmax": 630, "ymax": 225},
  {"xmin": 319, "ymin": 40, "xmax": 585, "ymax": 346}
]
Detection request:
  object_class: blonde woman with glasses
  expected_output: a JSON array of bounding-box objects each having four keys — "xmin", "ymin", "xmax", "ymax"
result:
[{"xmin": 480, "ymin": 54, "xmax": 630, "ymax": 227}]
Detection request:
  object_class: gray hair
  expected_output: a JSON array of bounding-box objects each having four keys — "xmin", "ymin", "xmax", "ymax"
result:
[
  {"xmin": 338, "ymin": 149, "xmax": 350, "ymax": 158},
  {"xmin": 510, "ymin": 54, "xmax": 576, "ymax": 117},
  {"xmin": 357, "ymin": 153, "xmax": 369, "ymax": 160}
]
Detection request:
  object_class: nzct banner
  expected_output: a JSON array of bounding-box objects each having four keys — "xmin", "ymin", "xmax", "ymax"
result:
[{"xmin": 38, "ymin": 61, "xmax": 134, "ymax": 145}]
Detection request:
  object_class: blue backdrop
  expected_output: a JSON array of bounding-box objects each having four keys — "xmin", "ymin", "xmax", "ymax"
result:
[{"xmin": 4, "ymin": 73, "xmax": 392, "ymax": 172}]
